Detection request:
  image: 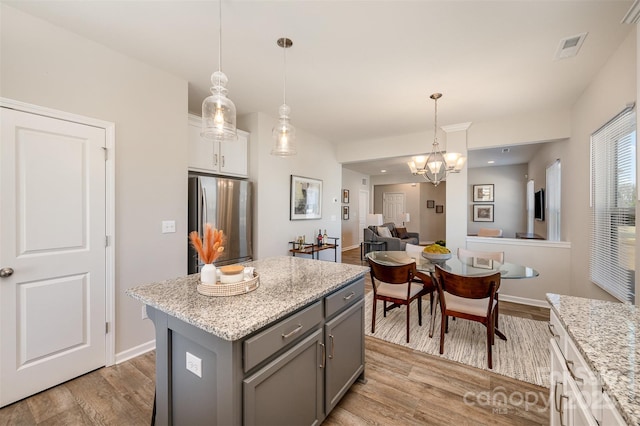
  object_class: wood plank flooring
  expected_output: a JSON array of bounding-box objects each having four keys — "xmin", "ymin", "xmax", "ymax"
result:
[{"xmin": 0, "ymin": 248, "xmax": 551, "ymax": 425}]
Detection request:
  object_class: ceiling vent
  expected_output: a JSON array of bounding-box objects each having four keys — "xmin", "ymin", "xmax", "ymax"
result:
[{"xmin": 555, "ymin": 32, "xmax": 588, "ymax": 60}]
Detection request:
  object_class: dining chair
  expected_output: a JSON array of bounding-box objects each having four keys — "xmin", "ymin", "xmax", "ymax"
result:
[
  {"xmin": 477, "ymin": 228, "xmax": 503, "ymax": 237},
  {"xmin": 367, "ymin": 258, "xmax": 426, "ymax": 343},
  {"xmin": 457, "ymin": 247, "xmax": 505, "ymax": 334},
  {"xmin": 433, "ymin": 265, "xmax": 501, "ymax": 369},
  {"xmin": 405, "ymin": 243, "xmax": 436, "ymax": 314}
]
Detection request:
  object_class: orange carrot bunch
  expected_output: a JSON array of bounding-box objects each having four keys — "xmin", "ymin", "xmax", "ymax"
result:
[{"xmin": 189, "ymin": 224, "xmax": 225, "ymax": 264}]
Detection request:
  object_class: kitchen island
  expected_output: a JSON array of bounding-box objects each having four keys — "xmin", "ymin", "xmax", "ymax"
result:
[
  {"xmin": 547, "ymin": 293, "xmax": 639, "ymax": 425},
  {"xmin": 127, "ymin": 256, "xmax": 369, "ymax": 426}
]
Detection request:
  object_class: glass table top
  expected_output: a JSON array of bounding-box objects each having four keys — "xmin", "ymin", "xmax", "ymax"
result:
[{"xmin": 365, "ymin": 251, "xmax": 539, "ymax": 279}]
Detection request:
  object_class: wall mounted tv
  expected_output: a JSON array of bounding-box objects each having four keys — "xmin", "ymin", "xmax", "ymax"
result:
[{"xmin": 535, "ymin": 188, "xmax": 545, "ymax": 221}]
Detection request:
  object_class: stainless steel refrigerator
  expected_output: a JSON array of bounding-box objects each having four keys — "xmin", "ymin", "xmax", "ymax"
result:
[{"xmin": 188, "ymin": 175, "xmax": 253, "ymax": 273}]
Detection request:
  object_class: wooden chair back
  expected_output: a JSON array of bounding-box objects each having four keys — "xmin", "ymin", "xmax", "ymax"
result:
[
  {"xmin": 368, "ymin": 259, "xmax": 415, "ymax": 286},
  {"xmin": 434, "ymin": 265, "xmax": 500, "ymax": 300}
]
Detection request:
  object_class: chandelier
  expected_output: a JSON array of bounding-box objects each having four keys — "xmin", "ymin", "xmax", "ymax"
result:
[
  {"xmin": 271, "ymin": 37, "xmax": 297, "ymax": 156},
  {"xmin": 201, "ymin": 0, "xmax": 237, "ymax": 141},
  {"xmin": 407, "ymin": 93, "xmax": 465, "ymax": 186}
]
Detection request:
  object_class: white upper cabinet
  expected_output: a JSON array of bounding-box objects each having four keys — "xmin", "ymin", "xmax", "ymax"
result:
[{"xmin": 187, "ymin": 114, "xmax": 248, "ymax": 177}]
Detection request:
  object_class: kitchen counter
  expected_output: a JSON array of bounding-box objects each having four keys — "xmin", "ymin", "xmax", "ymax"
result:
[
  {"xmin": 127, "ymin": 256, "xmax": 369, "ymax": 425},
  {"xmin": 546, "ymin": 293, "xmax": 639, "ymax": 425},
  {"xmin": 127, "ymin": 256, "xmax": 369, "ymax": 341}
]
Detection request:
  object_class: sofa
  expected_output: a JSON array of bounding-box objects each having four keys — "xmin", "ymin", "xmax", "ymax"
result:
[{"xmin": 363, "ymin": 222, "xmax": 419, "ymax": 251}]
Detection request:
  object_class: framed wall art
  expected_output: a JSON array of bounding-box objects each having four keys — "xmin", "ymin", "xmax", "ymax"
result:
[
  {"xmin": 343, "ymin": 206, "xmax": 349, "ymax": 220},
  {"xmin": 473, "ymin": 184, "xmax": 494, "ymax": 202},
  {"xmin": 473, "ymin": 204, "xmax": 494, "ymax": 222},
  {"xmin": 427, "ymin": 200, "xmax": 435, "ymax": 209},
  {"xmin": 435, "ymin": 205, "xmax": 444, "ymax": 214},
  {"xmin": 290, "ymin": 175, "xmax": 322, "ymax": 220},
  {"xmin": 342, "ymin": 189, "xmax": 350, "ymax": 203}
]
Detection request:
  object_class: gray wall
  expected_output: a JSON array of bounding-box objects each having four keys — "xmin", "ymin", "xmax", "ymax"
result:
[
  {"xmin": 1, "ymin": 5, "xmax": 188, "ymax": 356},
  {"xmin": 467, "ymin": 164, "xmax": 528, "ymax": 238}
]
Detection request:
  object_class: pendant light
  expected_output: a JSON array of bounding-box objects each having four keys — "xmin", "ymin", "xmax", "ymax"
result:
[
  {"xmin": 407, "ymin": 93, "xmax": 465, "ymax": 186},
  {"xmin": 201, "ymin": 0, "xmax": 237, "ymax": 141},
  {"xmin": 271, "ymin": 37, "xmax": 297, "ymax": 156}
]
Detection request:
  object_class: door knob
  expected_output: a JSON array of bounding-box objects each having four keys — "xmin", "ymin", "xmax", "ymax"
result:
[{"xmin": 0, "ymin": 267, "xmax": 14, "ymax": 277}]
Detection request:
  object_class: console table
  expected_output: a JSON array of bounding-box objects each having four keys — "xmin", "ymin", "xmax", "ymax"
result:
[
  {"xmin": 289, "ymin": 237, "xmax": 340, "ymax": 262},
  {"xmin": 515, "ymin": 232, "xmax": 544, "ymax": 240},
  {"xmin": 360, "ymin": 241, "xmax": 386, "ymax": 260}
]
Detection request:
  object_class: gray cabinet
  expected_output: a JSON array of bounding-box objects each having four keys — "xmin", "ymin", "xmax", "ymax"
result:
[
  {"xmin": 148, "ymin": 276, "xmax": 365, "ymax": 425},
  {"xmin": 325, "ymin": 299, "xmax": 364, "ymax": 413},
  {"xmin": 243, "ymin": 329, "xmax": 323, "ymax": 426}
]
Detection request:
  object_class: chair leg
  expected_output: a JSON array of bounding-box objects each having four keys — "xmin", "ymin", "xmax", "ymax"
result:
[
  {"xmin": 383, "ymin": 300, "xmax": 387, "ymax": 317},
  {"xmin": 371, "ymin": 297, "xmax": 377, "ymax": 334},
  {"xmin": 429, "ymin": 292, "xmax": 434, "ymax": 315},
  {"xmin": 417, "ymin": 296, "xmax": 423, "ymax": 326},
  {"xmin": 445, "ymin": 316, "xmax": 449, "ymax": 333},
  {"xmin": 439, "ymin": 312, "xmax": 446, "ymax": 354},
  {"xmin": 495, "ymin": 294, "xmax": 500, "ymax": 330},
  {"xmin": 406, "ymin": 303, "xmax": 411, "ymax": 343},
  {"xmin": 487, "ymin": 317, "xmax": 494, "ymax": 369}
]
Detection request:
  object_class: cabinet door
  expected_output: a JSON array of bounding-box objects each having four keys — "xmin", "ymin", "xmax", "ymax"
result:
[
  {"xmin": 601, "ymin": 392, "xmax": 627, "ymax": 426},
  {"xmin": 566, "ymin": 378, "xmax": 599, "ymax": 426},
  {"xmin": 188, "ymin": 117, "xmax": 216, "ymax": 172},
  {"xmin": 324, "ymin": 299, "xmax": 365, "ymax": 413},
  {"xmin": 550, "ymin": 338, "xmax": 568, "ymax": 426},
  {"xmin": 219, "ymin": 130, "xmax": 248, "ymax": 176},
  {"xmin": 243, "ymin": 329, "xmax": 323, "ymax": 426}
]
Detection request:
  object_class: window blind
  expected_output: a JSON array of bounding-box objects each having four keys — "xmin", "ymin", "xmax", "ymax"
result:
[
  {"xmin": 590, "ymin": 106, "xmax": 636, "ymax": 303},
  {"xmin": 546, "ymin": 160, "xmax": 561, "ymax": 241}
]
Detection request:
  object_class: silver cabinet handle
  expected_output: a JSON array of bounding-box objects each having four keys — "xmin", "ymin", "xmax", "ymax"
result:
[
  {"xmin": 559, "ymin": 395, "xmax": 569, "ymax": 426},
  {"xmin": 548, "ymin": 323, "xmax": 560, "ymax": 339},
  {"xmin": 214, "ymin": 153, "xmax": 218, "ymax": 166},
  {"xmin": 221, "ymin": 155, "xmax": 225, "ymax": 168},
  {"xmin": 329, "ymin": 335, "xmax": 335, "ymax": 359},
  {"xmin": 565, "ymin": 360, "xmax": 584, "ymax": 384},
  {"xmin": 319, "ymin": 343, "xmax": 326, "ymax": 368},
  {"xmin": 343, "ymin": 291, "xmax": 355, "ymax": 301},
  {"xmin": 281, "ymin": 324, "xmax": 302, "ymax": 339},
  {"xmin": 0, "ymin": 267, "xmax": 14, "ymax": 278},
  {"xmin": 554, "ymin": 381, "xmax": 563, "ymax": 411}
]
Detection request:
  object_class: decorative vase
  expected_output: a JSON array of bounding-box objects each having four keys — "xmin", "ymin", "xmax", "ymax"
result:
[{"xmin": 200, "ymin": 263, "xmax": 217, "ymax": 285}]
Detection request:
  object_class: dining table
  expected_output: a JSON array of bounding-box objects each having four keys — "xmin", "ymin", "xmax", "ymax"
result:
[{"xmin": 365, "ymin": 250, "xmax": 540, "ymax": 340}]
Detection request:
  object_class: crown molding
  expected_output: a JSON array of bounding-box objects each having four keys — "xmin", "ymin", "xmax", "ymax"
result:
[{"xmin": 441, "ymin": 122, "xmax": 472, "ymax": 133}]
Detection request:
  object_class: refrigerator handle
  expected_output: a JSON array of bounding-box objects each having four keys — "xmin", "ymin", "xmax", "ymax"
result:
[{"xmin": 201, "ymin": 183, "xmax": 208, "ymax": 226}]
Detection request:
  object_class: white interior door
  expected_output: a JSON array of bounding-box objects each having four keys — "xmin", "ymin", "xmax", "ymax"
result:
[
  {"xmin": 383, "ymin": 192, "xmax": 405, "ymax": 225},
  {"xmin": 0, "ymin": 107, "xmax": 107, "ymax": 407}
]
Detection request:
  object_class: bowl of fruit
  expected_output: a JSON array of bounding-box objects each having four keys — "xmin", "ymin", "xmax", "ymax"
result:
[{"xmin": 421, "ymin": 244, "xmax": 452, "ymax": 264}]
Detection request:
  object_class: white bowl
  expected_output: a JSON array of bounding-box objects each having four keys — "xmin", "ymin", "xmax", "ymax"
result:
[
  {"xmin": 421, "ymin": 251, "xmax": 452, "ymax": 264},
  {"xmin": 219, "ymin": 272, "xmax": 245, "ymax": 284}
]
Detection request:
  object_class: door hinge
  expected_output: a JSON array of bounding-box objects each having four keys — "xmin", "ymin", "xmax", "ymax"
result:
[
  {"xmin": 105, "ymin": 322, "xmax": 109, "ymax": 333},
  {"xmin": 102, "ymin": 146, "xmax": 108, "ymax": 161},
  {"xmin": 105, "ymin": 235, "xmax": 110, "ymax": 247}
]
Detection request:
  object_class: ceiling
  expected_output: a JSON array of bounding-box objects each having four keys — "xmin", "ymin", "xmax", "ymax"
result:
[{"xmin": 5, "ymin": 0, "xmax": 633, "ymax": 174}]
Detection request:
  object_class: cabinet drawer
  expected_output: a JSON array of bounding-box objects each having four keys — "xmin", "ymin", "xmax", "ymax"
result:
[
  {"xmin": 325, "ymin": 278, "xmax": 364, "ymax": 318},
  {"xmin": 548, "ymin": 309, "xmax": 566, "ymax": 356},
  {"xmin": 244, "ymin": 301, "xmax": 322, "ymax": 372}
]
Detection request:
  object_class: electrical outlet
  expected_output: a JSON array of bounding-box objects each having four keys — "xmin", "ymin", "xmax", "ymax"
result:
[
  {"xmin": 186, "ymin": 352, "xmax": 202, "ymax": 378},
  {"xmin": 161, "ymin": 220, "xmax": 176, "ymax": 233},
  {"xmin": 141, "ymin": 305, "xmax": 148, "ymax": 320}
]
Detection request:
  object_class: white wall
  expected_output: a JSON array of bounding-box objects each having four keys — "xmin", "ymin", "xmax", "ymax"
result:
[
  {"xmin": 566, "ymin": 27, "xmax": 636, "ymax": 301},
  {"xmin": 341, "ymin": 168, "xmax": 369, "ymax": 250},
  {"xmin": 468, "ymin": 164, "xmax": 528, "ymax": 238},
  {"xmin": 238, "ymin": 112, "xmax": 343, "ymax": 262},
  {"xmin": 0, "ymin": 5, "xmax": 188, "ymax": 356}
]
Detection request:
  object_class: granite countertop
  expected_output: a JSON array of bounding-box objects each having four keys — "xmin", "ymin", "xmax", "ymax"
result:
[
  {"xmin": 546, "ymin": 293, "xmax": 639, "ymax": 425},
  {"xmin": 127, "ymin": 256, "xmax": 369, "ymax": 341}
]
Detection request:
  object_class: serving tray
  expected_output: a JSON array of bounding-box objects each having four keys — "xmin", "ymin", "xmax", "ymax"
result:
[{"xmin": 197, "ymin": 272, "xmax": 260, "ymax": 297}]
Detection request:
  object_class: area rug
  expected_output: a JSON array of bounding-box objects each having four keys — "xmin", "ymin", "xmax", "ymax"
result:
[{"xmin": 364, "ymin": 294, "xmax": 551, "ymax": 388}]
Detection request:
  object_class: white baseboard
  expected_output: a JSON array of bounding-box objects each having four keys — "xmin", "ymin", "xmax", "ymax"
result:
[
  {"xmin": 115, "ymin": 339, "xmax": 155, "ymax": 364},
  {"xmin": 342, "ymin": 244, "xmax": 360, "ymax": 252},
  {"xmin": 500, "ymin": 294, "xmax": 549, "ymax": 308}
]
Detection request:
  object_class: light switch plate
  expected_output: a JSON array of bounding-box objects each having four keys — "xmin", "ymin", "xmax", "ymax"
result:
[
  {"xmin": 186, "ymin": 352, "xmax": 202, "ymax": 378},
  {"xmin": 162, "ymin": 220, "xmax": 176, "ymax": 233}
]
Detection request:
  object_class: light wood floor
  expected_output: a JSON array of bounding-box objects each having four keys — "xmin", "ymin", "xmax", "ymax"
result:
[{"xmin": 0, "ymin": 248, "xmax": 550, "ymax": 425}]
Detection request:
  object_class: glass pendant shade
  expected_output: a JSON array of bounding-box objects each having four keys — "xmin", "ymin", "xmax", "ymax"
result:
[
  {"xmin": 202, "ymin": 71, "xmax": 237, "ymax": 141},
  {"xmin": 272, "ymin": 104, "xmax": 297, "ymax": 156}
]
